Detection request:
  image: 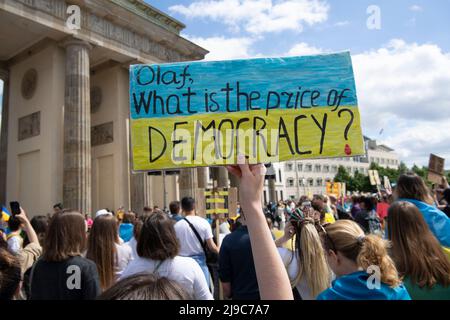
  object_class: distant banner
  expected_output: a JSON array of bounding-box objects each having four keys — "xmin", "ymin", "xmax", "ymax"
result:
[
  {"xmin": 326, "ymin": 182, "xmax": 345, "ymax": 197},
  {"xmin": 129, "ymin": 53, "xmax": 364, "ymax": 170}
]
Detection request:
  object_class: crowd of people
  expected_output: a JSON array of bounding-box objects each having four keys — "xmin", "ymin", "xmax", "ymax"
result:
[{"xmin": 1, "ymin": 164, "xmax": 449, "ymax": 300}]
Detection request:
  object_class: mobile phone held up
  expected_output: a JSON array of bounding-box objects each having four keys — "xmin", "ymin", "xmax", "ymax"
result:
[{"xmin": 10, "ymin": 201, "xmax": 21, "ymax": 216}]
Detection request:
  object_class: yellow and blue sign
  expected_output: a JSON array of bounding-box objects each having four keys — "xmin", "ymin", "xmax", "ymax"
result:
[{"xmin": 129, "ymin": 52, "xmax": 364, "ymax": 170}]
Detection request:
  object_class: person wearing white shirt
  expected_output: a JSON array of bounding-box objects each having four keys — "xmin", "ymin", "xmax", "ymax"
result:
[
  {"xmin": 275, "ymin": 216, "xmax": 331, "ymax": 299},
  {"xmin": 121, "ymin": 211, "xmax": 212, "ymax": 300},
  {"xmin": 174, "ymin": 197, "xmax": 219, "ymax": 287},
  {"xmin": 86, "ymin": 214, "xmax": 132, "ymax": 290}
]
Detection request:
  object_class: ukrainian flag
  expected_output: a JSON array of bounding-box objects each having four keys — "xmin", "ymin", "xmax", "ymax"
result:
[{"xmin": 2, "ymin": 206, "xmax": 10, "ymax": 222}]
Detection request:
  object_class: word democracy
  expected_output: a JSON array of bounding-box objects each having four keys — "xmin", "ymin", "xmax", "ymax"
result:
[{"xmin": 147, "ymin": 112, "xmax": 331, "ymax": 164}]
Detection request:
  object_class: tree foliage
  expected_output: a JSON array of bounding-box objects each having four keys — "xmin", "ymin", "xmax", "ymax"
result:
[{"xmin": 333, "ymin": 162, "xmax": 432, "ymax": 192}]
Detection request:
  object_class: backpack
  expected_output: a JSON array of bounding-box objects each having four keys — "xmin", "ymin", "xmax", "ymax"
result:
[{"xmin": 366, "ymin": 210, "xmax": 382, "ymax": 235}]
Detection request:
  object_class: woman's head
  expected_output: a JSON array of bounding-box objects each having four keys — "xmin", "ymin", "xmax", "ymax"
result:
[
  {"xmin": 290, "ymin": 217, "xmax": 330, "ymax": 298},
  {"xmin": 30, "ymin": 215, "xmax": 49, "ymax": 245},
  {"xmin": 98, "ymin": 273, "xmax": 191, "ymax": 300},
  {"xmin": 358, "ymin": 196, "xmax": 375, "ymax": 211},
  {"xmin": 387, "ymin": 201, "xmax": 450, "ymax": 288},
  {"xmin": 43, "ymin": 210, "xmax": 87, "ymax": 262},
  {"xmin": 396, "ymin": 173, "xmax": 433, "ymax": 204},
  {"xmin": 86, "ymin": 214, "xmax": 119, "ymax": 290},
  {"xmin": 122, "ymin": 211, "xmax": 136, "ymax": 224},
  {"xmin": 0, "ymin": 247, "xmax": 21, "ymax": 300},
  {"xmin": 137, "ymin": 211, "xmax": 179, "ymax": 260},
  {"xmin": 323, "ymin": 220, "xmax": 401, "ymax": 287}
]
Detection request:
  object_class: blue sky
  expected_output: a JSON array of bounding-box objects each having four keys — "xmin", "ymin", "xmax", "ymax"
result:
[
  {"xmin": 151, "ymin": 0, "xmax": 450, "ymax": 55},
  {"xmin": 1, "ymin": 1, "xmax": 448, "ymax": 168},
  {"xmin": 145, "ymin": 0, "xmax": 450, "ymax": 168}
]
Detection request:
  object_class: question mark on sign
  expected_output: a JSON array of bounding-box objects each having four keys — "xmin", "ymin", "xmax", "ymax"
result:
[{"xmin": 338, "ymin": 108, "xmax": 354, "ymax": 155}]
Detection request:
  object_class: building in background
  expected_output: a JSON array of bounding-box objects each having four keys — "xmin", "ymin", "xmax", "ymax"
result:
[
  {"xmin": 366, "ymin": 138, "xmax": 400, "ymax": 169},
  {"xmin": 279, "ymin": 136, "xmax": 400, "ymax": 200}
]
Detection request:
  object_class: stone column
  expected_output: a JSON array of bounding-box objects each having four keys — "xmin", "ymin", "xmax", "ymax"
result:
[
  {"xmin": 268, "ymin": 178, "xmax": 276, "ymax": 203},
  {"xmin": 211, "ymin": 167, "xmax": 229, "ymax": 188},
  {"xmin": 216, "ymin": 166, "xmax": 229, "ymax": 188},
  {"xmin": 62, "ymin": 39, "xmax": 92, "ymax": 214},
  {"xmin": 0, "ymin": 67, "xmax": 9, "ymax": 205},
  {"xmin": 197, "ymin": 167, "xmax": 208, "ymax": 189},
  {"xmin": 130, "ymin": 172, "xmax": 151, "ymax": 213},
  {"xmin": 229, "ymin": 173, "xmax": 239, "ymax": 188},
  {"xmin": 179, "ymin": 168, "xmax": 198, "ymax": 199}
]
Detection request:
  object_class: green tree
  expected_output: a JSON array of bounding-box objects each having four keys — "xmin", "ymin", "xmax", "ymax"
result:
[
  {"xmin": 369, "ymin": 162, "xmax": 400, "ymax": 185},
  {"xmin": 334, "ymin": 165, "xmax": 352, "ymax": 185},
  {"xmin": 351, "ymin": 170, "xmax": 372, "ymax": 192},
  {"xmin": 334, "ymin": 166, "xmax": 372, "ymax": 192},
  {"xmin": 398, "ymin": 162, "xmax": 408, "ymax": 175},
  {"xmin": 411, "ymin": 164, "xmax": 428, "ymax": 180}
]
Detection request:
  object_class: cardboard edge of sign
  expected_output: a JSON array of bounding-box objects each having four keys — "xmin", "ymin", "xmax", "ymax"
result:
[
  {"xmin": 130, "ymin": 152, "xmax": 367, "ymax": 174},
  {"xmin": 129, "ymin": 51, "xmax": 352, "ymax": 70}
]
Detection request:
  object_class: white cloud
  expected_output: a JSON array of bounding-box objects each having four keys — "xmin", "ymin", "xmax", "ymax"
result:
[
  {"xmin": 353, "ymin": 39, "xmax": 450, "ymax": 167},
  {"xmin": 286, "ymin": 42, "xmax": 324, "ymax": 56},
  {"xmin": 186, "ymin": 35, "xmax": 450, "ymax": 167},
  {"xmin": 190, "ymin": 36, "xmax": 324, "ymax": 61},
  {"xmin": 353, "ymin": 39, "xmax": 450, "ymax": 123},
  {"xmin": 170, "ymin": 0, "xmax": 329, "ymax": 35},
  {"xmin": 378, "ymin": 119, "xmax": 450, "ymax": 168},
  {"xmin": 409, "ymin": 5, "xmax": 422, "ymax": 12},
  {"xmin": 184, "ymin": 35, "xmax": 257, "ymax": 60}
]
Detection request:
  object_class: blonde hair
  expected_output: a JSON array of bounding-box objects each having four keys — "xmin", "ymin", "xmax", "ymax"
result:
[
  {"xmin": 290, "ymin": 218, "xmax": 331, "ymax": 298},
  {"xmin": 324, "ymin": 220, "xmax": 401, "ymax": 287}
]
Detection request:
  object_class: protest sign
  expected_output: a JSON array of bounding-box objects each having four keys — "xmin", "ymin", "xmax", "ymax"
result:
[
  {"xmin": 368, "ymin": 170, "xmax": 381, "ymax": 186},
  {"xmin": 130, "ymin": 53, "xmax": 364, "ymax": 170},
  {"xmin": 368, "ymin": 170, "xmax": 376, "ymax": 186},
  {"xmin": 429, "ymin": 154, "xmax": 445, "ymax": 174},
  {"xmin": 427, "ymin": 154, "xmax": 445, "ymax": 184},
  {"xmin": 326, "ymin": 182, "xmax": 345, "ymax": 197},
  {"xmin": 195, "ymin": 187, "xmax": 238, "ymax": 220},
  {"xmin": 383, "ymin": 176, "xmax": 392, "ymax": 192}
]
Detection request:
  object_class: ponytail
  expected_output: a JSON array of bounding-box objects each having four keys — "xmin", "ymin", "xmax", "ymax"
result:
[
  {"xmin": 324, "ymin": 220, "xmax": 402, "ymax": 288},
  {"xmin": 291, "ymin": 218, "xmax": 331, "ymax": 298},
  {"xmin": 357, "ymin": 235, "xmax": 401, "ymax": 287}
]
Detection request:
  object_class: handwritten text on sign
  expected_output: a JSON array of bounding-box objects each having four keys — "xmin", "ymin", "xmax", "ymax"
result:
[{"xmin": 130, "ymin": 53, "xmax": 364, "ymax": 170}]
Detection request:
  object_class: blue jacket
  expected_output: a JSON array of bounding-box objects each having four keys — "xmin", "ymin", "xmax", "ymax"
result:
[
  {"xmin": 399, "ymin": 198, "xmax": 450, "ymax": 247},
  {"xmin": 317, "ymin": 271, "xmax": 411, "ymax": 300},
  {"xmin": 119, "ymin": 223, "xmax": 134, "ymax": 242}
]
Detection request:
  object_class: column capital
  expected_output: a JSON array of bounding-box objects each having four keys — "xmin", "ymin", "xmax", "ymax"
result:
[
  {"xmin": 60, "ymin": 37, "xmax": 93, "ymax": 51},
  {"xmin": 0, "ymin": 68, "xmax": 9, "ymax": 81}
]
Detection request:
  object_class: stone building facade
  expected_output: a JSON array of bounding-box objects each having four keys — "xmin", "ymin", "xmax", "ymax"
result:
[{"xmin": 0, "ymin": 0, "xmax": 208, "ymax": 216}]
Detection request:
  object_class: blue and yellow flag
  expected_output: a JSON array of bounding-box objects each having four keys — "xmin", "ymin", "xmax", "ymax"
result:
[{"xmin": 1, "ymin": 206, "xmax": 11, "ymax": 222}]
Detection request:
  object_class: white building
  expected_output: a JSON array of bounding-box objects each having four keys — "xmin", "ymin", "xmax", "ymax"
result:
[
  {"xmin": 366, "ymin": 139, "xmax": 400, "ymax": 169},
  {"xmin": 270, "ymin": 136, "xmax": 400, "ymax": 201}
]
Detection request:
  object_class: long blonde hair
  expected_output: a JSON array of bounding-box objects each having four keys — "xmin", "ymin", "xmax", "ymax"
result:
[
  {"xmin": 290, "ymin": 218, "xmax": 331, "ymax": 298},
  {"xmin": 323, "ymin": 220, "xmax": 401, "ymax": 287}
]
